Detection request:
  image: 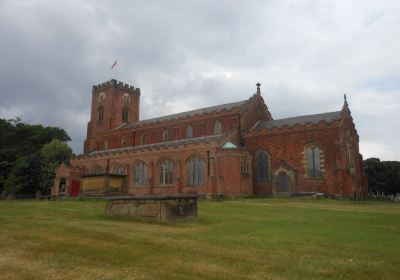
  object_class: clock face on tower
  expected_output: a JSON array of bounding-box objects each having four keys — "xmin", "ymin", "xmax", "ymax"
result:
[
  {"xmin": 122, "ymin": 92, "xmax": 131, "ymax": 103},
  {"xmin": 98, "ymin": 92, "xmax": 106, "ymax": 103}
]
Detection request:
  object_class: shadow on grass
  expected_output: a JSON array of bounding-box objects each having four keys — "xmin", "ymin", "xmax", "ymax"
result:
[{"xmin": 96, "ymin": 214, "xmax": 217, "ymax": 228}]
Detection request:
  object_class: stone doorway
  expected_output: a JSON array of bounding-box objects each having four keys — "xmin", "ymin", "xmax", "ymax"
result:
[
  {"xmin": 59, "ymin": 178, "xmax": 66, "ymax": 196},
  {"xmin": 276, "ymin": 171, "xmax": 289, "ymax": 193}
]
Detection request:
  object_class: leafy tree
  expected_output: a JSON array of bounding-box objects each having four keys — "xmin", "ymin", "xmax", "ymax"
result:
[
  {"xmin": 40, "ymin": 139, "xmax": 73, "ymax": 194},
  {"xmin": 364, "ymin": 158, "xmax": 400, "ymax": 195},
  {"xmin": 2, "ymin": 157, "xmax": 28, "ymax": 199},
  {"xmin": 0, "ymin": 117, "xmax": 71, "ymax": 197}
]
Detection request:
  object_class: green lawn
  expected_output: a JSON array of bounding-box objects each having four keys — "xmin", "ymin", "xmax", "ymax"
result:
[{"xmin": 0, "ymin": 198, "xmax": 399, "ymax": 280}]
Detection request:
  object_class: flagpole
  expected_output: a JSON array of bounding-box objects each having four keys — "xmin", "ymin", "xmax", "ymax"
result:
[{"xmin": 111, "ymin": 59, "xmax": 118, "ymax": 81}]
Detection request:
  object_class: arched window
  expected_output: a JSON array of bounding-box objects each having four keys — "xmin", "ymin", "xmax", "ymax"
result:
[
  {"xmin": 140, "ymin": 133, "xmax": 146, "ymax": 145},
  {"xmin": 214, "ymin": 120, "xmax": 222, "ymax": 134},
  {"xmin": 306, "ymin": 145, "xmax": 323, "ymax": 179},
  {"xmin": 162, "ymin": 129, "xmax": 169, "ymax": 142},
  {"xmin": 91, "ymin": 164, "xmax": 103, "ymax": 174},
  {"xmin": 122, "ymin": 107, "xmax": 129, "ymax": 123},
  {"xmin": 159, "ymin": 159, "xmax": 174, "ymax": 185},
  {"xmin": 98, "ymin": 106, "xmax": 104, "ymax": 121},
  {"xmin": 241, "ymin": 159, "xmax": 249, "ymax": 174},
  {"xmin": 188, "ymin": 156, "xmax": 205, "ymax": 186},
  {"xmin": 256, "ymin": 151, "xmax": 269, "ymax": 182},
  {"xmin": 104, "ymin": 138, "xmax": 109, "ymax": 150},
  {"xmin": 134, "ymin": 161, "xmax": 148, "ymax": 186},
  {"xmin": 186, "ymin": 125, "xmax": 193, "ymax": 138},
  {"xmin": 111, "ymin": 163, "xmax": 124, "ymax": 175}
]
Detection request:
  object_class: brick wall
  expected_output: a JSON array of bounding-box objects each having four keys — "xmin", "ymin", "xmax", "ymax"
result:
[
  {"xmin": 73, "ymin": 140, "xmax": 222, "ymax": 196},
  {"xmin": 85, "ymin": 80, "xmax": 140, "ymax": 152},
  {"xmin": 245, "ymin": 115, "xmax": 364, "ymax": 197}
]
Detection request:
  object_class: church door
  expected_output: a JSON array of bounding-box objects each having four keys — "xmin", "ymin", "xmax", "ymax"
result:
[
  {"xmin": 71, "ymin": 180, "xmax": 81, "ymax": 197},
  {"xmin": 276, "ymin": 171, "xmax": 289, "ymax": 193}
]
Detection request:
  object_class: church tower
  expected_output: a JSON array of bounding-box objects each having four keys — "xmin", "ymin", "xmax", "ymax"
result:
[{"xmin": 84, "ymin": 79, "xmax": 140, "ymax": 153}]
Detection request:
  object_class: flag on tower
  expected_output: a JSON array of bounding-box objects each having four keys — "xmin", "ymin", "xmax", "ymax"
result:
[{"xmin": 111, "ymin": 59, "xmax": 118, "ymax": 70}]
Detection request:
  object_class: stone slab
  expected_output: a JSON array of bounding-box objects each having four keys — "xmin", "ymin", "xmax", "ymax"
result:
[{"xmin": 105, "ymin": 195, "xmax": 199, "ymax": 221}]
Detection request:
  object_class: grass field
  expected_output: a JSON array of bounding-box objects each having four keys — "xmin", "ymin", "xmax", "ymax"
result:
[{"xmin": 0, "ymin": 198, "xmax": 399, "ymax": 280}]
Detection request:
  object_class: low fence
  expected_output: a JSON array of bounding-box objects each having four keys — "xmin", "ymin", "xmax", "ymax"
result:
[{"xmin": 368, "ymin": 192, "xmax": 400, "ymax": 202}]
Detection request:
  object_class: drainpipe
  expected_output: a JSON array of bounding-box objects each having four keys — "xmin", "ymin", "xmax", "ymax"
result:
[
  {"xmin": 207, "ymin": 150, "xmax": 210, "ymax": 177},
  {"xmin": 104, "ymin": 158, "xmax": 110, "ymax": 193}
]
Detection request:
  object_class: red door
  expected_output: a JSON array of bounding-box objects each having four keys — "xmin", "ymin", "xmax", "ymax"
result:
[{"xmin": 71, "ymin": 180, "xmax": 80, "ymax": 197}]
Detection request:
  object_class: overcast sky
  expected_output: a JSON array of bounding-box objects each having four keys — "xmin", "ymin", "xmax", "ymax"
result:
[{"xmin": 0, "ymin": 0, "xmax": 399, "ymax": 160}]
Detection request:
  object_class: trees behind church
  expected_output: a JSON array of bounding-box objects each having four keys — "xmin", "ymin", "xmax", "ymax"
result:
[
  {"xmin": 0, "ymin": 118, "xmax": 72, "ymax": 198},
  {"xmin": 364, "ymin": 158, "xmax": 400, "ymax": 195}
]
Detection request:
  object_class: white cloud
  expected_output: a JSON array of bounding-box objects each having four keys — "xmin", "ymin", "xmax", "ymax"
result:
[{"xmin": 360, "ymin": 140, "xmax": 398, "ymax": 161}]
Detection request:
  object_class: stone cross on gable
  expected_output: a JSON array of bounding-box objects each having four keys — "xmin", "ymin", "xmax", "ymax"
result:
[{"xmin": 256, "ymin": 82, "xmax": 261, "ymax": 94}]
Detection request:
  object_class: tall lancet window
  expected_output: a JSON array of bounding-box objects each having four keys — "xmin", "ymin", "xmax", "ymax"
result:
[
  {"xmin": 256, "ymin": 151, "xmax": 269, "ymax": 182},
  {"xmin": 98, "ymin": 106, "xmax": 104, "ymax": 121},
  {"xmin": 306, "ymin": 145, "xmax": 323, "ymax": 179},
  {"xmin": 188, "ymin": 156, "xmax": 205, "ymax": 186},
  {"xmin": 122, "ymin": 107, "xmax": 129, "ymax": 123},
  {"xmin": 134, "ymin": 161, "xmax": 148, "ymax": 187},
  {"xmin": 159, "ymin": 159, "xmax": 174, "ymax": 185}
]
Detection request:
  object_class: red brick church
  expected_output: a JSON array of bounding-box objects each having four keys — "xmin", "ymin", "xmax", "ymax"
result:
[{"xmin": 52, "ymin": 79, "xmax": 367, "ymax": 198}]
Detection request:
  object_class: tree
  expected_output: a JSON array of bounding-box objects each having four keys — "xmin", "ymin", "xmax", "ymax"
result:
[
  {"xmin": 0, "ymin": 118, "xmax": 71, "ymax": 197},
  {"xmin": 364, "ymin": 158, "xmax": 400, "ymax": 195},
  {"xmin": 2, "ymin": 157, "xmax": 28, "ymax": 199},
  {"xmin": 40, "ymin": 139, "xmax": 73, "ymax": 194}
]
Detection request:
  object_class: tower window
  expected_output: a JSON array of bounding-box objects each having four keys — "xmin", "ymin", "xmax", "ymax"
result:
[
  {"xmin": 98, "ymin": 106, "xmax": 104, "ymax": 121},
  {"xmin": 122, "ymin": 107, "xmax": 129, "ymax": 123}
]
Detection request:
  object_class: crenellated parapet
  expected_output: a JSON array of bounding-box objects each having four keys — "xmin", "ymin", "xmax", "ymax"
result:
[{"xmin": 92, "ymin": 79, "xmax": 140, "ymax": 96}]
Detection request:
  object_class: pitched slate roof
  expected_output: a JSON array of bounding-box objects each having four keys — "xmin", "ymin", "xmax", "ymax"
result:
[
  {"xmin": 124, "ymin": 100, "xmax": 246, "ymax": 128},
  {"xmin": 255, "ymin": 111, "xmax": 342, "ymax": 130}
]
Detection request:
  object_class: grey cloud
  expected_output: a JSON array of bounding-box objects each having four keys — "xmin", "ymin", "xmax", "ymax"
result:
[{"xmin": 0, "ymin": 0, "xmax": 399, "ymax": 159}]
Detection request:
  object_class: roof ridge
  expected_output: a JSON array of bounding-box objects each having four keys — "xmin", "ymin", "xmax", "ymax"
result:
[
  {"xmin": 255, "ymin": 111, "xmax": 342, "ymax": 131},
  {"xmin": 85, "ymin": 134, "xmax": 222, "ymax": 157},
  {"xmin": 270, "ymin": 110, "xmax": 342, "ymax": 122},
  {"xmin": 124, "ymin": 99, "xmax": 246, "ymax": 128}
]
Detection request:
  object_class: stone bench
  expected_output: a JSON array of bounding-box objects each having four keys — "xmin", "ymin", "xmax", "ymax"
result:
[{"xmin": 105, "ymin": 195, "xmax": 200, "ymax": 221}]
